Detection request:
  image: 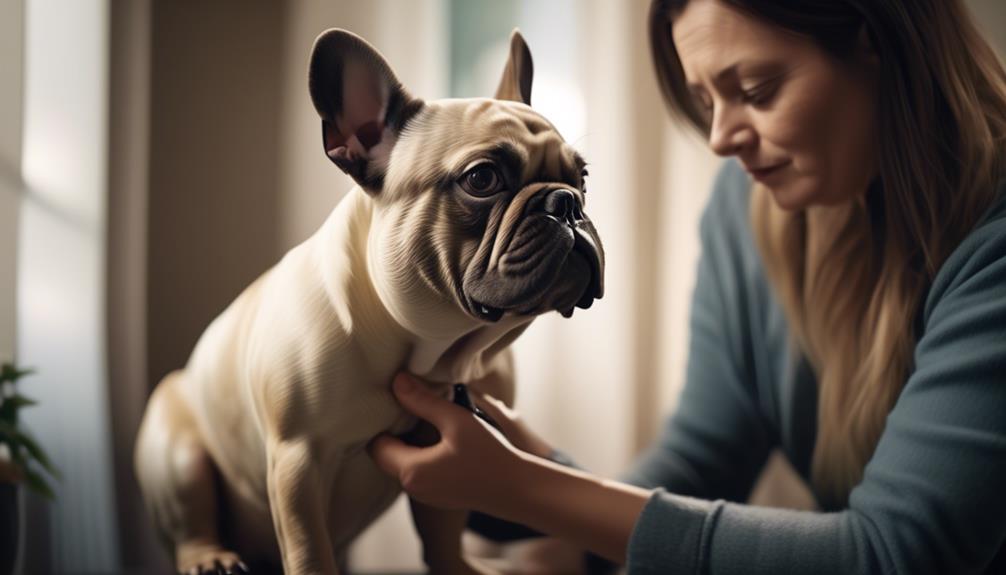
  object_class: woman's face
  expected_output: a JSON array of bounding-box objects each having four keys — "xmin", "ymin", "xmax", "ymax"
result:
[{"xmin": 672, "ymin": 0, "xmax": 879, "ymax": 210}]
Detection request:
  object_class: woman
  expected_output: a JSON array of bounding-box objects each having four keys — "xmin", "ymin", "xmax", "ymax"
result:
[{"xmin": 369, "ymin": 0, "xmax": 1006, "ymax": 572}]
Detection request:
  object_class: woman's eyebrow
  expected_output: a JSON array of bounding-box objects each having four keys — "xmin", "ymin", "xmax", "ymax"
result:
[
  {"xmin": 687, "ymin": 59, "xmax": 782, "ymax": 92},
  {"xmin": 687, "ymin": 83, "xmax": 709, "ymax": 97},
  {"xmin": 685, "ymin": 63, "xmax": 738, "ymax": 94}
]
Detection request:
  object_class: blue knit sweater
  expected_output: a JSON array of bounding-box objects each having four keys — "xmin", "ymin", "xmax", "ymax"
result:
[{"xmin": 623, "ymin": 160, "xmax": 1006, "ymax": 574}]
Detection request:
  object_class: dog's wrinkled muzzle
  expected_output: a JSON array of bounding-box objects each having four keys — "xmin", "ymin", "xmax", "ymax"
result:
[
  {"xmin": 463, "ymin": 186, "xmax": 605, "ymax": 322},
  {"xmin": 537, "ymin": 187, "xmax": 604, "ymax": 306},
  {"xmin": 572, "ymin": 224, "xmax": 603, "ymax": 304},
  {"xmin": 539, "ymin": 189, "xmax": 599, "ymax": 311}
]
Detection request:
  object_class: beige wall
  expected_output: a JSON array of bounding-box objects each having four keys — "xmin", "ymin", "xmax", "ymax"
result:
[
  {"xmin": 0, "ymin": 0, "xmax": 22, "ymax": 362},
  {"xmin": 969, "ymin": 0, "xmax": 1006, "ymax": 56},
  {"xmin": 146, "ymin": 0, "xmax": 286, "ymax": 385},
  {"xmin": 107, "ymin": 0, "xmax": 163, "ymax": 570}
]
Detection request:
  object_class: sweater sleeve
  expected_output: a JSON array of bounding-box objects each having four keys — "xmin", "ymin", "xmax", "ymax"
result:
[
  {"xmin": 626, "ymin": 189, "xmax": 1006, "ymax": 574},
  {"xmin": 622, "ymin": 161, "xmax": 775, "ymax": 502}
]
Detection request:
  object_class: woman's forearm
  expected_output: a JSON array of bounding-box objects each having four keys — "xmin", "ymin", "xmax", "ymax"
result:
[{"xmin": 485, "ymin": 451, "xmax": 654, "ymax": 563}]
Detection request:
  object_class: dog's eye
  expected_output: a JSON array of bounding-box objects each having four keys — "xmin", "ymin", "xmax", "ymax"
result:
[{"xmin": 460, "ymin": 164, "xmax": 503, "ymax": 197}]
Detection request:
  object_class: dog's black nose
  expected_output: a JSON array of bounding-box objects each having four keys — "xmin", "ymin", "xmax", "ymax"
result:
[{"xmin": 542, "ymin": 189, "xmax": 581, "ymax": 223}]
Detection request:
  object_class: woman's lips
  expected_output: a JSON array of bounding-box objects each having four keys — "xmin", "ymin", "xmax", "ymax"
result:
[{"xmin": 746, "ymin": 161, "xmax": 790, "ymax": 182}]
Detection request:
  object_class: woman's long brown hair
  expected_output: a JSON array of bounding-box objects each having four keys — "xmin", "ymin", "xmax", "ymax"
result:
[{"xmin": 650, "ymin": 0, "xmax": 1006, "ymax": 506}]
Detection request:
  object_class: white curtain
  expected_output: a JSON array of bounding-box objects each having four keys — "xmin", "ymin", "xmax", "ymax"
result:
[{"xmin": 17, "ymin": 0, "xmax": 120, "ymax": 572}]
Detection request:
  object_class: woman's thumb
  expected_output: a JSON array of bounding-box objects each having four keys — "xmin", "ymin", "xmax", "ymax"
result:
[
  {"xmin": 390, "ymin": 373, "xmax": 455, "ymax": 428},
  {"xmin": 368, "ymin": 433, "xmax": 418, "ymax": 478}
]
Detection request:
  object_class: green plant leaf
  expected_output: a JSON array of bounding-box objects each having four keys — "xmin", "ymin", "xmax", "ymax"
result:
[
  {"xmin": 13, "ymin": 429, "xmax": 59, "ymax": 478},
  {"xmin": 0, "ymin": 420, "xmax": 16, "ymax": 441},
  {"xmin": 0, "ymin": 406, "xmax": 13, "ymax": 427},
  {"xmin": 0, "ymin": 363, "xmax": 35, "ymax": 383},
  {"xmin": 6, "ymin": 394, "xmax": 37, "ymax": 408},
  {"xmin": 0, "ymin": 421, "xmax": 59, "ymax": 479},
  {"xmin": 0, "ymin": 394, "xmax": 38, "ymax": 424},
  {"xmin": 22, "ymin": 466, "xmax": 55, "ymax": 499}
]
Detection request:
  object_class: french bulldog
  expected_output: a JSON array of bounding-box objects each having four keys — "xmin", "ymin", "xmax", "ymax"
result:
[{"xmin": 134, "ymin": 28, "xmax": 604, "ymax": 575}]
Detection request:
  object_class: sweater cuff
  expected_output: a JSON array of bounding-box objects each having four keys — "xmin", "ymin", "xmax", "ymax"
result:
[{"xmin": 626, "ymin": 489, "xmax": 723, "ymax": 574}]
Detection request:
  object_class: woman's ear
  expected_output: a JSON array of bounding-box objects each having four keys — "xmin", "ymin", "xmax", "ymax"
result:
[{"xmin": 309, "ymin": 29, "xmax": 423, "ymax": 194}]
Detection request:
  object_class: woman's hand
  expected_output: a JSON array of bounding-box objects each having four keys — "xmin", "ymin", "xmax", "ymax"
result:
[
  {"xmin": 368, "ymin": 373, "xmax": 529, "ymax": 513},
  {"xmin": 466, "ymin": 388, "xmax": 555, "ymax": 460},
  {"xmin": 370, "ymin": 371, "xmax": 653, "ymax": 564}
]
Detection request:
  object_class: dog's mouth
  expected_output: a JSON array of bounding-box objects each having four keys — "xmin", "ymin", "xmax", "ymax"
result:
[
  {"xmin": 571, "ymin": 223, "xmax": 604, "ymax": 306},
  {"xmin": 552, "ymin": 224, "xmax": 604, "ymax": 319},
  {"xmin": 472, "ymin": 301, "xmax": 505, "ymax": 322},
  {"xmin": 467, "ymin": 218, "xmax": 604, "ymax": 323}
]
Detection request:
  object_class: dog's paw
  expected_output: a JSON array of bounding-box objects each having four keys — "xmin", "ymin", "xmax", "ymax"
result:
[
  {"xmin": 177, "ymin": 547, "xmax": 250, "ymax": 575},
  {"xmin": 428, "ymin": 556, "xmax": 503, "ymax": 575}
]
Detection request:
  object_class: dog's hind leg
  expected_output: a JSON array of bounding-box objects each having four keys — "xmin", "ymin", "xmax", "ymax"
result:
[{"xmin": 135, "ymin": 370, "xmax": 250, "ymax": 574}]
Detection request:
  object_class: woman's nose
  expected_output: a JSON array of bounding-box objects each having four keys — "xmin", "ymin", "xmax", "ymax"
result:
[{"xmin": 708, "ymin": 106, "xmax": 756, "ymax": 157}]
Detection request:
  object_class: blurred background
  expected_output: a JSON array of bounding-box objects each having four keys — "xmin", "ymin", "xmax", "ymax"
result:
[{"xmin": 0, "ymin": 0, "xmax": 1002, "ymax": 573}]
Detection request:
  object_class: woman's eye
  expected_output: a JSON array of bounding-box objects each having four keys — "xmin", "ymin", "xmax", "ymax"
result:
[
  {"xmin": 741, "ymin": 80, "xmax": 778, "ymax": 106},
  {"xmin": 694, "ymin": 93, "xmax": 713, "ymax": 112},
  {"xmin": 460, "ymin": 164, "xmax": 503, "ymax": 197}
]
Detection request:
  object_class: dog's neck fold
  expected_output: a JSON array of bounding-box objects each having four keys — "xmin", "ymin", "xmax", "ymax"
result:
[{"xmin": 318, "ymin": 188, "xmax": 532, "ymax": 385}]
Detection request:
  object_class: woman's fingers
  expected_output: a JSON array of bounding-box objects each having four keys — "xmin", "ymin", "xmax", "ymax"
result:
[
  {"xmin": 369, "ymin": 374, "xmax": 533, "ymax": 511},
  {"xmin": 469, "ymin": 389, "xmax": 513, "ymax": 419},
  {"xmin": 390, "ymin": 373, "xmax": 464, "ymax": 431},
  {"xmin": 368, "ymin": 433, "xmax": 419, "ymax": 478},
  {"xmin": 469, "ymin": 390, "xmax": 555, "ymax": 459},
  {"xmin": 368, "ymin": 433, "xmax": 455, "ymax": 506},
  {"xmin": 369, "ymin": 374, "xmax": 457, "ymax": 481}
]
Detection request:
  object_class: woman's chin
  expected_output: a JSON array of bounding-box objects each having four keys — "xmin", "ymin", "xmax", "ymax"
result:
[
  {"xmin": 765, "ymin": 185, "xmax": 810, "ymax": 212},
  {"xmin": 762, "ymin": 177, "xmax": 825, "ymax": 212}
]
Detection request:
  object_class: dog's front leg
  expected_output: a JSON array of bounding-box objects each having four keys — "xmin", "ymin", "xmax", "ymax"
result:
[
  {"xmin": 410, "ymin": 498, "xmax": 499, "ymax": 575},
  {"xmin": 268, "ymin": 438, "xmax": 338, "ymax": 575}
]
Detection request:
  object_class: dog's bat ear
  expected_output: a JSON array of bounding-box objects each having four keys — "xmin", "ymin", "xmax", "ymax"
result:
[
  {"xmin": 494, "ymin": 29, "xmax": 533, "ymax": 105},
  {"xmin": 309, "ymin": 29, "xmax": 423, "ymax": 194}
]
